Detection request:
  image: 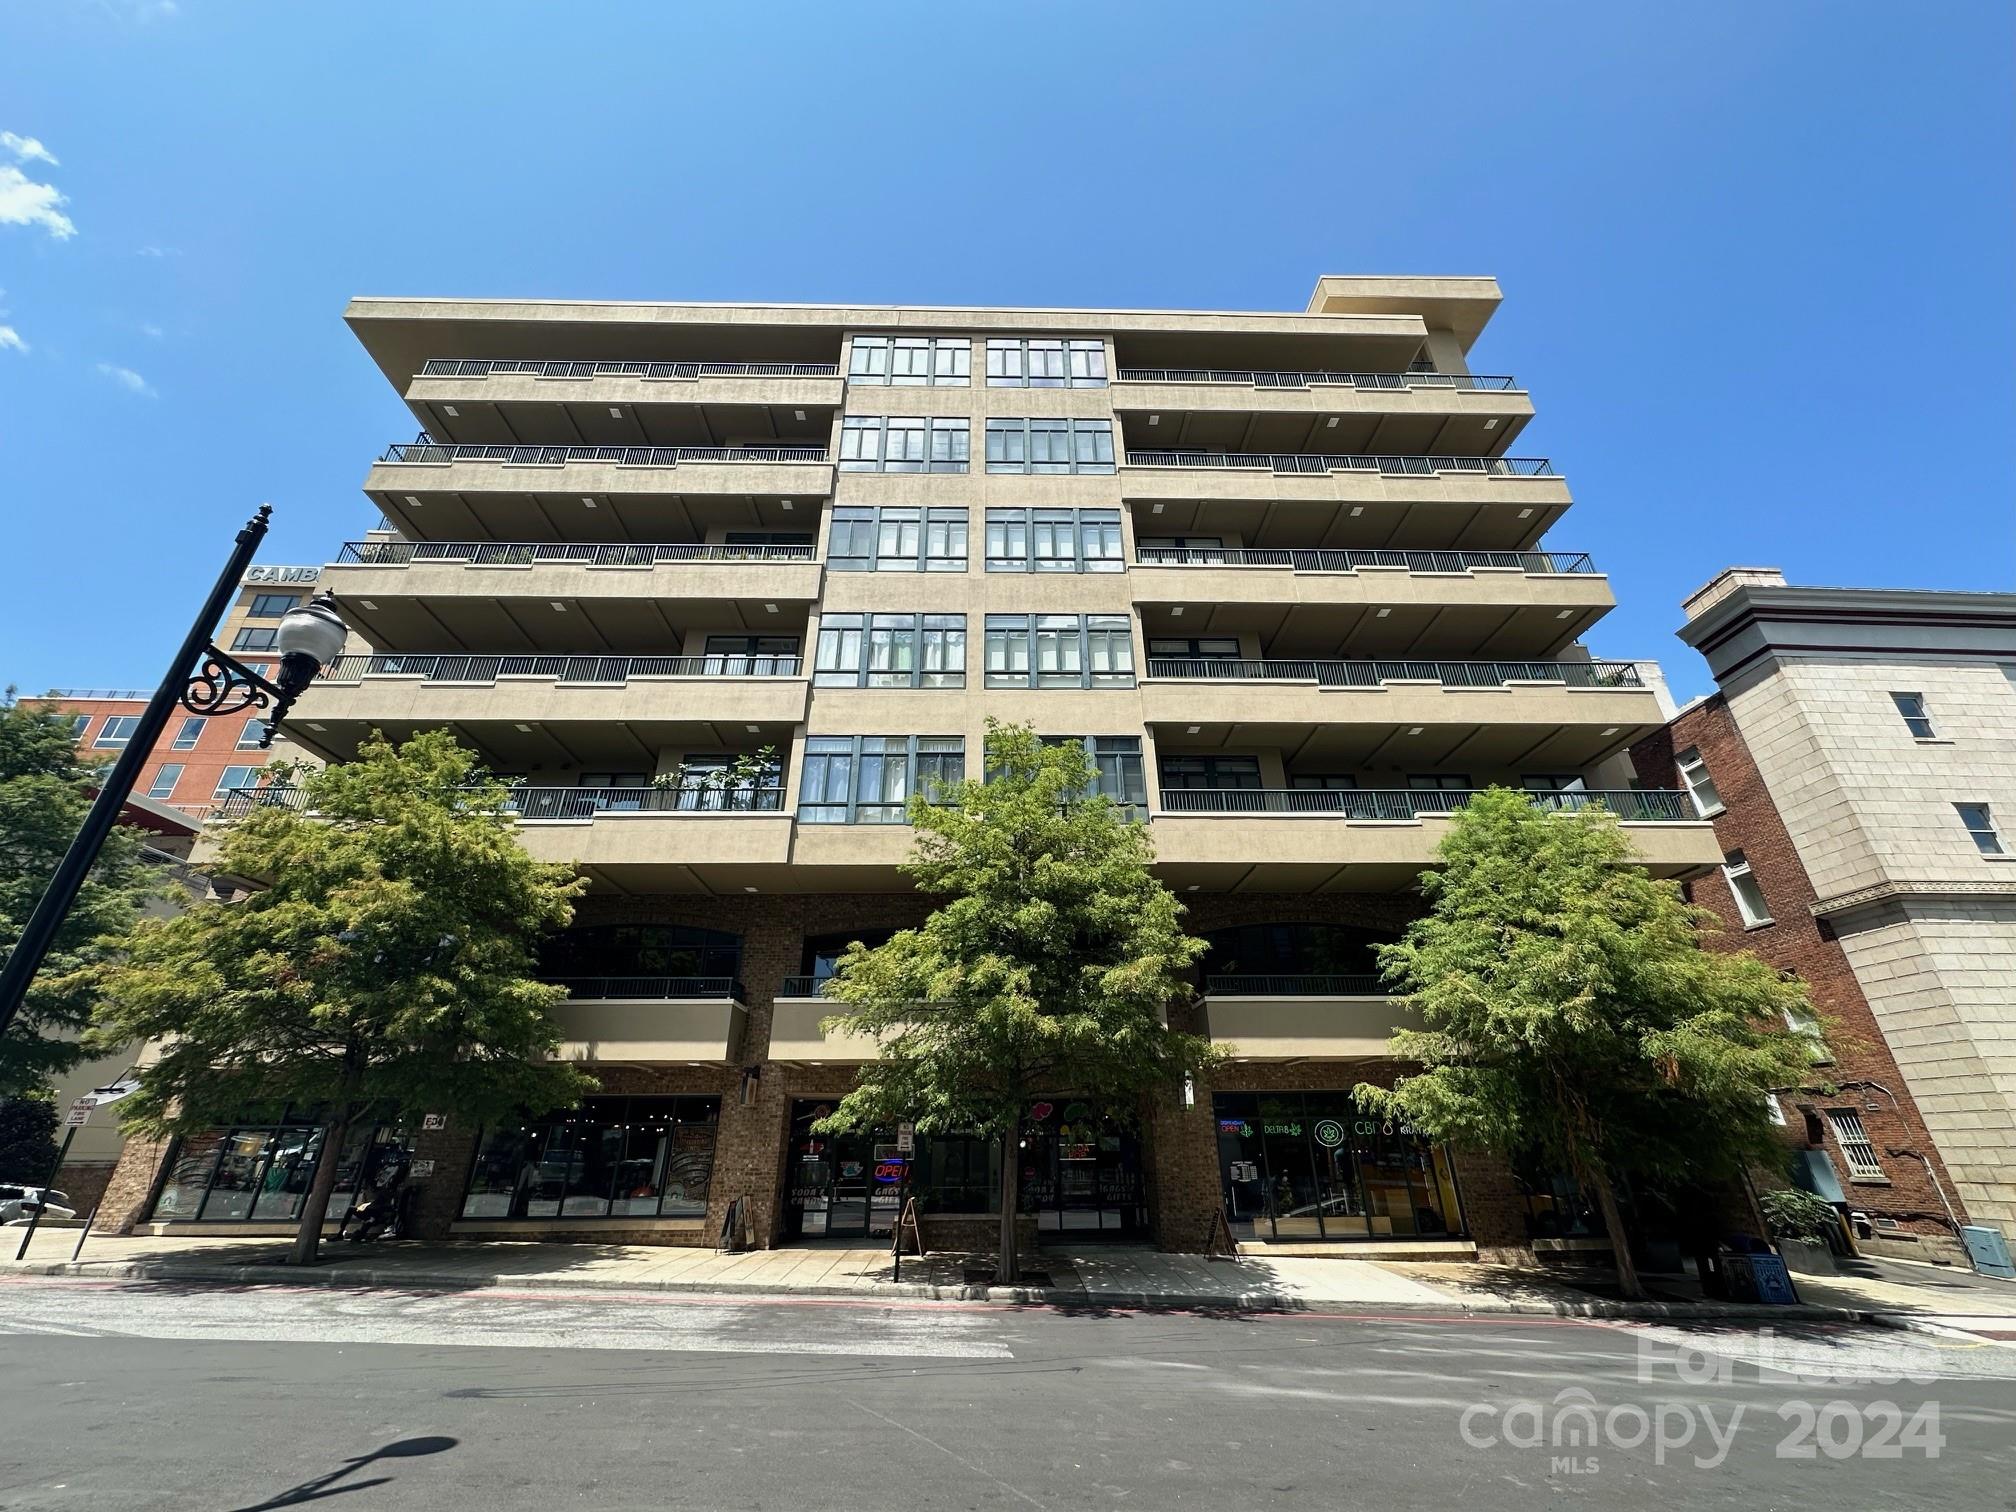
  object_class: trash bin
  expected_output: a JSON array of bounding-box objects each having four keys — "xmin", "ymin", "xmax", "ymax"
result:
[{"xmin": 1962, "ymin": 1225, "xmax": 2014, "ymax": 1280}]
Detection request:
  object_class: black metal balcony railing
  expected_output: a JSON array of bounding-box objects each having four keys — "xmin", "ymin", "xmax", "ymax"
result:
[
  {"xmin": 548, "ymin": 976, "xmax": 746, "ymax": 1001},
  {"xmin": 1133, "ymin": 547, "xmax": 1594, "ymax": 575},
  {"xmin": 507, "ymin": 785, "xmax": 784, "ymax": 819},
  {"xmin": 337, "ymin": 540, "xmax": 816, "ymax": 566},
  {"xmin": 318, "ymin": 652, "xmax": 803, "ymax": 684},
  {"xmin": 1204, "ymin": 973, "xmax": 1385, "ymax": 996},
  {"xmin": 776, "ymin": 976, "xmax": 834, "ymax": 998},
  {"xmin": 1117, "ymin": 369, "xmax": 1518, "ymax": 392},
  {"xmin": 1123, "ymin": 451, "xmax": 1554, "ymax": 477},
  {"xmin": 1160, "ymin": 788, "xmax": 1696, "ymax": 822},
  {"xmin": 381, "ymin": 440, "xmax": 829, "ymax": 465},
  {"xmin": 419, "ymin": 359, "xmax": 840, "ymax": 380},
  {"xmin": 1144, "ymin": 658, "xmax": 1643, "ymax": 689},
  {"xmin": 210, "ymin": 786, "xmax": 312, "ymax": 820}
]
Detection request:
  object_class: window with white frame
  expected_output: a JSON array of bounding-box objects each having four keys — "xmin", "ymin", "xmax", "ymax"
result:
[
  {"xmin": 984, "ymin": 615, "xmax": 1135, "ymax": 689},
  {"xmin": 813, "ymin": 614, "xmax": 966, "ymax": 688},
  {"xmin": 238, "ymin": 719, "xmax": 271, "ymax": 750},
  {"xmin": 146, "ymin": 764, "xmax": 184, "ymax": 800},
  {"xmin": 1825, "ymin": 1109, "xmax": 1884, "ymax": 1179},
  {"xmin": 1675, "ymin": 746, "xmax": 1723, "ymax": 816},
  {"xmin": 985, "ymin": 508, "xmax": 1123, "ymax": 572},
  {"xmin": 848, "ymin": 336, "xmax": 970, "ymax": 387},
  {"xmin": 170, "ymin": 716, "xmax": 207, "ymax": 750},
  {"xmin": 838, "ymin": 416, "xmax": 969, "ymax": 472},
  {"xmin": 827, "ymin": 507, "xmax": 968, "ymax": 572},
  {"xmin": 213, "ymin": 764, "xmax": 261, "ymax": 799},
  {"xmin": 797, "ymin": 736, "xmax": 964, "ymax": 824},
  {"xmin": 1891, "ymin": 692, "xmax": 1936, "ymax": 739},
  {"xmin": 983, "ymin": 418, "xmax": 1115, "ymax": 474},
  {"xmin": 1722, "ymin": 849, "xmax": 1772, "ymax": 926},
  {"xmin": 1956, "ymin": 802, "xmax": 2004, "ymax": 856},
  {"xmin": 67, "ymin": 714, "xmax": 91, "ymax": 738},
  {"xmin": 94, "ymin": 716, "xmax": 141, "ymax": 748},
  {"xmin": 985, "ymin": 338, "xmax": 1107, "ymax": 388},
  {"xmin": 1782, "ymin": 1003, "xmax": 1831, "ymax": 1063},
  {"xmin": 1764, "ymin": 1092, "xmax": 1787, "ymax": 1127}
]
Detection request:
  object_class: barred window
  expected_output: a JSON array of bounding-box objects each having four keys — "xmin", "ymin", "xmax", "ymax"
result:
[{"xmin": 1826, "ymin": 1110, "xmax": 1883, "ymax": 1180}]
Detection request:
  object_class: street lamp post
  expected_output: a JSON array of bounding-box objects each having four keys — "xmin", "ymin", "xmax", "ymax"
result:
[{"xmin": 0, "ymin": 505, "xmax": 349, "ymax": 1036}]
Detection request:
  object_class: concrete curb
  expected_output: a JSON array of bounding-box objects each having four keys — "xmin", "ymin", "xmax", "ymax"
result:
[{"xmin": 3, "ymin": 1257, "xmax": 1883, "ymax": 1325}]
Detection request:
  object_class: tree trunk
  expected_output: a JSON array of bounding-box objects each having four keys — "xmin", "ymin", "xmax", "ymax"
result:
[
  {"xmin": 288, "ymin": 1109, "xmax": 353, "ymax": 1266},
  {"xmin": 997, "ymin": 1130, "xmax": 1020, "ymax": 1285},
  {"xmin": 1587, "ymin": 1163, "xmax": 1644, "ymax": 1300}
]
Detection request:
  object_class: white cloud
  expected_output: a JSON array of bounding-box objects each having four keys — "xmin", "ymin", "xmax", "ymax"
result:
[
  {"xmin": 98, "ymin": 362, "xmax": 156, "ymax": 397},
  {"xmin": 0, "ymin": 326, "xmax": 25, "ymax": 354},
  {"xmin": 137, "ymin": 244, "xmax": 180, "ymax": 258},
  {"xmin": 0, "ymin": 164, "xmax": 75, "ymax": 239},
  {"xmin": 0, "ymin": 133, "xmax": 57, "ymax": 167},
  {"xmin": 140, "ymin": 321, "xmax": 164, "ymax": 339}
]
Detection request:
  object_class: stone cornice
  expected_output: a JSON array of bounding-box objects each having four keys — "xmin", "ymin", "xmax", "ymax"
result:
[{"xmin": 1810, "ymin": 878, "xmax": 2016, "ymax": 919}]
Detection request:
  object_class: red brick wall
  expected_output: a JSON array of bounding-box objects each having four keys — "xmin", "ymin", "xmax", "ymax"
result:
[{"xmin": 1632, "ymin": 699, "xmax": 1967, "ymax": 1239}]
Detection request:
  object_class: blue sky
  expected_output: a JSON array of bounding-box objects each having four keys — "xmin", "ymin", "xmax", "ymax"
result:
[{"xmin": 2, "ymin": 1, "xmax": 2010, "ymax": 701}]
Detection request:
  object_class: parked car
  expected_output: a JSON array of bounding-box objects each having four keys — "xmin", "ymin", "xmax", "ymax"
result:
[{"xmin": 0, "ymin": 1185, "xmax": 76, "ymax": 1224}]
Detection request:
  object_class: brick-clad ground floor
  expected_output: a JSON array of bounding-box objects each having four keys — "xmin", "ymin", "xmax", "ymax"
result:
[{"xmin": 88, "ymin": 891, "xmax": 1557, "ymax": 1259}]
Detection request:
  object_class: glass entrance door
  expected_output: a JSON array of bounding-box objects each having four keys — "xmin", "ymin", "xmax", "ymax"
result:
[{"xmin": 785, "ymin": 1101, "xmax": 901, "ymax": 1241}]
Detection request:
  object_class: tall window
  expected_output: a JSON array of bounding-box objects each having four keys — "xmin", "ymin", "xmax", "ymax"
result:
[
  {"xmin": 984, "ymin": 615, "xmax": 1134, "ymax": 688},
  {"xmin": 700, "ymin": 635, "xmax": 801, "ymax": 674},
  {"xmin": 827, "ymin": 507, "xmax": 968, "ymax": 571},
  {"xmin": 94, "ymin": 716, "xmax": 141, "ymax": 748},
  {"xmin": 985, "ymin": 508, "xmax": 1123, "ymax": 572},
  {"xmin": 1825, "ymin": 1109, "xmax": 1884, "ymax": 1180},
  {"xmin": 1956, "ymin": 802, "xmax": 2004, "ymax": 855},
  {"xmin": 146, "ymin": 764, "xmax": 184, "ymax": 800},
  {"xmin": 814, "ymin": 614, "xmax": 966, "ymax": 688},
  {"xmin": 1782, "ymin": 1003, "xmax": 1832, "ymax": 1064},
  {"xmin": 798, "ymin": 736, "xmax": 964, "ymax": 824},
  {"xmin": 985, "ymin": 338, "xmax": 1107, "ymax": 387},
  {"xmin": 984, "ymin": 418, "xmax": 1115, "ymax": 474},
  {"xmin": 1675, "ymin": 746, "xmax": 1723, "ymax": 816},
  {"xmin": 1890, "ymin": 692, "xmax": 1936, "ymax": 738},
  {"xmin": 247, "ymin": 593, "xmax": 302, "ymax": 619},
  {"xmin": 237, "ymin": 719, "xmax": 271, "ymax": 750},
  {"xmin": 1030, "ymin": 735, "xmax": 1148, "ymax": 807},
  {"xmin": 839, "ymin": 416, "xmax": 969, "ymax": 472},
  {"xmin": 1721, "ymin": 849, "xmax": 1772, "ymax": 926},
  {"xmin": 848, "ymin": 336, "xmax": 970, "ymax": 386},
  {"xmin": 171, "ymin": 716, "xmax": 207, "ymax": 750}
]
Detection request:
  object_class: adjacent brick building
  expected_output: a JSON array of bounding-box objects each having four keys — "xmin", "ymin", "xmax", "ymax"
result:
[{"xmin": 1632, "ymin": 567, "xmax": 2016, "ymax": 1263}]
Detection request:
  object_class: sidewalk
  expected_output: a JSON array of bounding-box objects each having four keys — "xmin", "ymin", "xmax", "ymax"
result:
[{"xmin": 12, "ymin": 1227, "xmax": 1995, "ymax": 1326}]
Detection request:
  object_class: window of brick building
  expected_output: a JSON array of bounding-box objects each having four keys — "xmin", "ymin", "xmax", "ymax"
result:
[
  {"xmin": 1675, "ymin": 746, "xmax": 1723, "ymax": 816},
  {"xmin": 1826, "ymin": 1109, "xmax": 1884, "ymax": 1180},
  {"xmin": 1722, "ymin": 849, "xmax": 1772, "ymax": 926}
]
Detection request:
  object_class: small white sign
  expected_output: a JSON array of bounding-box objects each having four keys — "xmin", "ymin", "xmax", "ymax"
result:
[
  {"xmin": 421, "ymin": 1113, "xmax": 447, "ymax": 1131},
  {"xmin": 409, "ymin": 1160, "xmax": 435, "ymax": 1179},
  {"xmin": 64, "ymin": 1099, "xmax": 94, "ymax": 1127},
  {"xmin": 895, "ymin": 1122, "xmax": 915, "ymax": 1153}
]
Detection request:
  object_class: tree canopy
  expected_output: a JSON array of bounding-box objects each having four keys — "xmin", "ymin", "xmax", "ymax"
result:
[
  {"xmin": 88, "ymin": 729, "xmax": 594, "ymax": 1262},
  {"xmin": 0, "ymin": 692, "xmax": 160, "ymax": 1096},
  {"xmin": 1355, "ymin": 786, "xmax": 1821, "ymax": 1297},
  {"xmin": 817, "ymin": 721, "xmax": 1219, "ymax": 1280}
]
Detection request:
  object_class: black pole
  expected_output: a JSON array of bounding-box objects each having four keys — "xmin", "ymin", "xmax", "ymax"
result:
[
  {"xmin": 0, "ymin": 505, "xmax": 271, "ymax": 1036},
  {"xmin": 14, "ymin": 1122, "xmax": 78, "ymax": 1261}
]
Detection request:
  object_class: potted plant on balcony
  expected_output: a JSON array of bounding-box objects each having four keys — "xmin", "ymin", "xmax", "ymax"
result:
[{"xmin": 650, "ymin": 746, "xmax": 780, "ymax": 812}]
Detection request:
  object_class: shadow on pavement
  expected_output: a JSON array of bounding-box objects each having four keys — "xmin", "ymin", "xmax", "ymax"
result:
[{"xmin": 227, "ymin": 1435, "xmax": 456, "ymax": 1510}]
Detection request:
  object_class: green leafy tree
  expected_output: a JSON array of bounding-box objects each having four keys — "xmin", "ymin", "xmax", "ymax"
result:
[
  {"xmin": 1355, "ymin": 787, "xmax": 1819, "ymax": 1298},
  {"xmin": 0, "ymin": 1087, "xmax": 60, "ymax": 1185},
  {"xmin": 0, "ymin": 691, "xmax": 160, "ymax": 1096},
  {"xmin": 87, "ymin": 730, "xmax": 594, "ymax": 1264},
  {"xmin": 817, "ymin": 722, "xmax": 1219, "ymax": 1282}
]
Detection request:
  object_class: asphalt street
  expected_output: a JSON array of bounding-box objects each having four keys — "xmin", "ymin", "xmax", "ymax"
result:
[{"xmin": 1, "ymin": 1275, "xmax": 2012, "ymax": 1511}]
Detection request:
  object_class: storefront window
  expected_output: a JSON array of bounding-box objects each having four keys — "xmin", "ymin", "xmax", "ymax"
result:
[
  {"xmin": 149, "ymin": 1118, "xmax": 409, "ymax": 1223},
  {"xmin": 461, "ymin": 1096, "xmax": 719, "ymax": 1220},
  {"xmin": 1214, "ymin": 1091, "xmax": 1463, "ymax": 1242}
]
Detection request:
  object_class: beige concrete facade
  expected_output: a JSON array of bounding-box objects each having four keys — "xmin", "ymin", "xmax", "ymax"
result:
[
  {"xmin": 114, "ymin": 276, "xmax": 1708, "ymax": 1253},
  {"xmin": 1676, "ymin": 569, "xmax": 2016, "ymax": 1231}
]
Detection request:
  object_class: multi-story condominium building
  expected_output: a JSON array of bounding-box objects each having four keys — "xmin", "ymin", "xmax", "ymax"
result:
[
  {"xmin": 96, "ymin": 277, "xmax": 1723, "ymax": 1257},
  {"xmin": 1633, "ymin": 569, "xmax": 2016, "ymax": 1257},
  {"xmin": 34, "ymin": 565, "xmax": 336, "ymax": 820}
]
